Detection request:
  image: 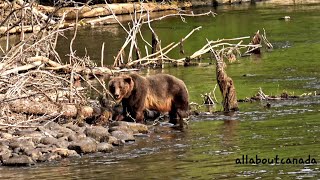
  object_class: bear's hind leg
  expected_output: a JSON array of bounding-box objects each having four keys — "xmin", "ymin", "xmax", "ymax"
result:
[
  {"xmin": 177, "ymin": 109, "xmax": 188, "ymax": 129},
  {"xmin": 169, "ymin": 109, "xmax": 178, "ymax": 125}
]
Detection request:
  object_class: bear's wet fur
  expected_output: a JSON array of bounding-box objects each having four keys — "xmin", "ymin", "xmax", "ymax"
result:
[{"xmin": 108, "ymin": 73, "xmax": 189, "ymax": 128}]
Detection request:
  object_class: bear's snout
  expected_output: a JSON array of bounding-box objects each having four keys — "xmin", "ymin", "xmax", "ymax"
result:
[{"xmin": 114, "ymin": 93, "xmax": 120, "ymax": 99}]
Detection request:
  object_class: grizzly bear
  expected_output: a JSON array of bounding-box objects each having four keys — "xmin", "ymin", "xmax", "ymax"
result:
[{"xmin": 108, "ymin": 73, "xmax": 189, "ymax": 128}]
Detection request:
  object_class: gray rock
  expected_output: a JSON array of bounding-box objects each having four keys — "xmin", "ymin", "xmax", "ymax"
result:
[
  {"xmin": 0, "ymin": 145, "xmax": 12, "ymax": 162},
  {"xmin": 55, "ymin": 137, "xmax": 70, "ymax": 149},
  {"xmin": 84, "ymin": 126, "xmax": 110, "ymax": 142},
  {"xmin": 111, "ymin": 130, "xmax": 135, "ymax": 142},
  {"xmin": 110, "ymin": 121, "xmax": 149, "ymax": 134},
  {"xmin": 38, "ymin": 152, "xmax": 61, "ymax": 162},
  {"xmin": 40, "ymin": 137, "xmax": 58, "ymax": 145},
  {"xmin": 68, "ymin": 132, "xmax": 86, "ymax": 142},
  {"xmin": 52, "ymin": 148, "xmax": 79, "ymax": 158},
  {"xmin": 36, "ymin": 144, "xmax": 52, "ymax": 154},
  {"xmin": 108, "ymin": 136, "xmax": 123, "ymax": 146},
  {"xmin": 63, "ymin": 122, "xmax": 83, "ymax": 133},
  {"xmin": 24, "ymin": 149, "xmax": 42, "ymax": 161},
  {"xmin": 9, "ymin": 139, "xmax": 35, "ymax": 149},
  {"xmin": 46, "ymin": 122, "xmax": 75, "ymax": 137},
  {"xmin": 37, "ymin": 127, "xmax": 58, "ymax": 138},
  {"xmin": 0, "ymin": 132, "xmax": 13, "ymax": 139},
  {"xmin": 2, "ymin": 155, "xmax": 34, "ymax": 166},
  {"xmin": 68, "ymin": 137, "xmax": 97, "ymax": 154},
  {"xmin": 97, "ymin": 143, "xmax": 113, "ymax": 153}
]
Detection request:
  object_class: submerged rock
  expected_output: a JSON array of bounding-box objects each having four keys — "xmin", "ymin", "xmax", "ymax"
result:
[{"xmin": 2, "ymin": 155, "xmax": 34, "ymax": 166}]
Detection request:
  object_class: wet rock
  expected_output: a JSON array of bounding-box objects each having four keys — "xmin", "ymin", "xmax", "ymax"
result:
[
  {"xmin": 97, "ymin": 143, "xmax": 113, "ymax": 153},
  {"xmin": 108, "ymin": 136, "xmax": 123, "ymax": 146},
  {"xmin": 133, "ymin": 133, "xmax": 150, "ymax": 138},
  {"xmin": 2, "ymin": 155, "xmax": 34, "ymax": 166},
  {"xmin": 68, "ymin": 137, "xmax": 97, "ymax": 154},
  {"xmin": 40, "ymin": 137, "xmax": 59, "ymax": 145},
  {"xmin": 52, "ymin": 148, "xmax": 79, "ymax": 158},
  {"xmin": 110, "ymin": 121, "xmax": 149, "ymax": 134},
  {"xmin": 9, "ymin": 139, "xmax": 35, "ymax": 149},
  {"xmin": 0, "ymin": 145, "xmax": 12, "ymax": 162},
  {"xmin": 38, "ymin": 152, "xmax": 61, "ymax": 162},
  {"xmin": 84, "ymin": 126, "xmax": 110, "ymax": 142},
  {"xmin": 111, "ymin": 130, "xmax": 135, "ymax": 142},
  {"xmin": 24, "ymin": 149, "xmax": 42, "ymax": 161}
]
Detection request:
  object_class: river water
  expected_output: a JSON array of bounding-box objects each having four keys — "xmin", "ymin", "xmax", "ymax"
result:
[{"xmin": 1, "ymin": 2, "xmax": 320, "ymax": 179}]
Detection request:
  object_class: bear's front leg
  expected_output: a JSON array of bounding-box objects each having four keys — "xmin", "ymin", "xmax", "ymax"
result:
[{"xmin": 134, "ymin": 110, "xmax": 145, "ymax": 123}]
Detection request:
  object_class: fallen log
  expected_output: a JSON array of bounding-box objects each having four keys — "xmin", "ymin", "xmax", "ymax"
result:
[
  {"xmin": 54, "ymin": 2, "xmax": 192, "ymax": 19},
  {"xmin": 7, "ymin": 99, "xmax": 93, "ymax": 119}
]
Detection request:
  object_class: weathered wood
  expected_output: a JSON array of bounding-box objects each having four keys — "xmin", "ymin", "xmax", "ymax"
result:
[
  {"xmin": 7, "ymin": 99, "xmax": 93, "ymax": 118},
  {"xmin": 216, "ymin": 59, "xmax": 239, "ymax": 112},
  {"xmin": 54, "ymin": 2, "xmax": 193, "ymax": 19}
]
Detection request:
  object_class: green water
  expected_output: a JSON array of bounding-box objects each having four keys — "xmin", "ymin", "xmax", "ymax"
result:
[{"xmin": 1, "ymin": 3, "xmax": 320, "ymax": 179}]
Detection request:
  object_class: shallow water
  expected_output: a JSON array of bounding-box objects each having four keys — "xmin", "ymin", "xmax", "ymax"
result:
[{"xmin": 1, "ymin": 2, "xmax": 320, "ymax": 179}]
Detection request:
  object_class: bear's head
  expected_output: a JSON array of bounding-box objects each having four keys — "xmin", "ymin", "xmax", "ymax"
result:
[{"xmin": 108, "ymin": 75, "xmax": 134, "ymax": 102}]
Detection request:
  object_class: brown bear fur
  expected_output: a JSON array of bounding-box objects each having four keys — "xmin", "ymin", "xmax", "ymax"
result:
[{"xmin": 108, "ymin": 73, "xmax": 189, "ymax": 128}]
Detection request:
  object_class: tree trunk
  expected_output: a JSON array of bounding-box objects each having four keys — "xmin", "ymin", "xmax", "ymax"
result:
[{"xmin": 216, "ymin": 59, "xmax": 239, "ymax": 112}]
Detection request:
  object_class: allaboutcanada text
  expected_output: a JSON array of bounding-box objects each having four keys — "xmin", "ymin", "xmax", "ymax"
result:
[{"xmin": 236, "ymin": 155, "xmax": 317, "ymax": 165}]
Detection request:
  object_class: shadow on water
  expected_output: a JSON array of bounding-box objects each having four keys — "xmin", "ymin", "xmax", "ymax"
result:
[{"xmin": 1, "ymin": 2, "xmax": 320, "ymax": 179}]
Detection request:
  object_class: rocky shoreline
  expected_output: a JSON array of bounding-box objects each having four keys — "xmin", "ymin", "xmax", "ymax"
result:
[{"xmin": 0, "ymin": 121, "xmax": 148, "ymax": 166}]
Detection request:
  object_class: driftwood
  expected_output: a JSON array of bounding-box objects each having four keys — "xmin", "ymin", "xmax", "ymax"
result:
[
  {"xmin": 54, "ymin": 2, "xmax": 193, "ymax": 19},
  {"xmin": 207, "ymin": 42, "xmax": 239, "ymax": 112},
  {"xmin": 7, "ymin": 99, "xmax": 94, "ymax": 119}
]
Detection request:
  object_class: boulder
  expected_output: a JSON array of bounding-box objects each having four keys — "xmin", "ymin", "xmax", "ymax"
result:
[
  {"xmin": 9, "ymin": 139, "xmax": 35, "ymax": 149},
  {"xmin": 0, "ymin": 145, "xmax": 12, "ymax": 162},
  {"xmin": 2, "ymin": 155, "xmax": 34, "ymax": 166},
  {"xmin": 52, "ymin": 148, "xmax": 80, "ymax": 158},
  {"xmin": 40, "ymin": 137, "xmax": 59, "ymax": 145},
  {"xmin": 108, "ymin": 136, "xmax": 123, "ymax": 146},
  {"xmin": 68, "ymin": 137, "xmax": 97, "ymax": 154},
  {"xmin": 84, "ymin": 126, "xmax": 110, "ymax": 142},
  {"xmin": 110, "ymin": 121, "xmax": 148, "ymax": 134},
  {"xmin": 111, "ymin": 130, "xmax": 135, "ymax": 142},
  {"xmin": 97, "ymin": 143, "xmax": 113, "ymax": 153}
]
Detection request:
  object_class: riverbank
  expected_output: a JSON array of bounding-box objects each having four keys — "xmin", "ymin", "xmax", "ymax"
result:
[{"xmin": 0, "ymin": 121, "xmax": 149, "ymax": 166}]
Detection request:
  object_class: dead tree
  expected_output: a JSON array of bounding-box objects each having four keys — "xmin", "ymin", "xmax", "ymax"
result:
[
  {"xmin": 211, "ymin": 50, "xmax": 239, "ymax": 112},
  {"xmin": 250, "ymin": 30, "xmax": 262, "ymax": 54}
]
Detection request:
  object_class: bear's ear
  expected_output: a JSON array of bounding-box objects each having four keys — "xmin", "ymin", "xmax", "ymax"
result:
[{"xmin": 124, "ymin": 76, "xmax": 132, "ymax": 84}]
